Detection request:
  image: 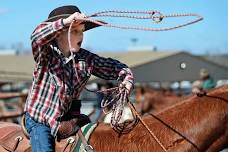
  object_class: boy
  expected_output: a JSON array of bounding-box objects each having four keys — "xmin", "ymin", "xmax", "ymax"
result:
[{"xmin": 24, "ymin": 5, "xmax": 134, "ymax": 151}]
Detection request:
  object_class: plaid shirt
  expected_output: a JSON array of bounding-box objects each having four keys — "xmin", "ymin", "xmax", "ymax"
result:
[{"xmin": 24, "ymin": 19, "xmax": 134, "ymax": 136}]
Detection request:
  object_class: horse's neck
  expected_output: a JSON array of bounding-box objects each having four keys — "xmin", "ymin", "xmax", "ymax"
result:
[{"xmin": 151, "ymin": 86, "xmax": 228, "ymax": 150}]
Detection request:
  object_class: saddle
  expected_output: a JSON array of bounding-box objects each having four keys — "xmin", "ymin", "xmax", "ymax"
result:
[
  {"xmin": 0, "ymin": 122, "xmax": 31, "ymax": 152},
  {"xmin": 57, "ymin": 100, "xmax": 91, "ymax": 140},
  {"xmin": 0, "ymin": 113, "xmax": 91, "ymax": 152}
]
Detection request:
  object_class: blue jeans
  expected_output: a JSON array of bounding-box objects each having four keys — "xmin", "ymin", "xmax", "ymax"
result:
[{"xmin": 24, "ymin": 112, "xmax": 55, "ymax": 152}]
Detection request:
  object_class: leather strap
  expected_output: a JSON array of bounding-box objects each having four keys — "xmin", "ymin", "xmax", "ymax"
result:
[
  {"xmin": 78, "ymin": 129, "xmax": 94, "ymax": 152},
  {"xmin": 20, "ymin": 114, "xmax": 30, "ymax": 139}
]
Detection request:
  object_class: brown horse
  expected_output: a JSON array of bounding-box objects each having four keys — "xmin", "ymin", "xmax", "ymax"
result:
[
  {"xmin": 0, "ymin": 85, "xmax": 227, "ymax": 152},
  {"xmin": 89, "ymin": 85, "xmax": 228, "ymax": 152}
]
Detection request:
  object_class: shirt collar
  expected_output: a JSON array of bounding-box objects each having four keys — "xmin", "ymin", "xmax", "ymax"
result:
[{"xmin": 50, "ymin": 44, "xmax": 76, "ymax": 64}]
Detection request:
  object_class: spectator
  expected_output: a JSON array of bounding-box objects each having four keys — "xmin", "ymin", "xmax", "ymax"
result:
[{"xmin": 200, "ymin": 68, "xmax": 216, "ymax": 90}]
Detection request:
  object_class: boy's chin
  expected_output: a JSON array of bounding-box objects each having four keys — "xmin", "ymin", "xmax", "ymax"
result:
[{"xmin": 70, "ymin": 47, "xmax": 80, "ymax": 53}]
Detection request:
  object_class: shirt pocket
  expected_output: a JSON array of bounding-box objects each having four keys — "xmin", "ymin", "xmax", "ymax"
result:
[{"xmin": 77, "ymin": 60, "xmax": 91, "ymax": 81}]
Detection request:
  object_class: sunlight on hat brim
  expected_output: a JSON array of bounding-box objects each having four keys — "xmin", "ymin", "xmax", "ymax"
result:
[{"xmin": 45, "ymin": 14, "xmax": 106, "ymax": 31}]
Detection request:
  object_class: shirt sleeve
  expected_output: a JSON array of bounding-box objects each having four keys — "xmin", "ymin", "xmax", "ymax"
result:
[
  {"xmin": 90, "ymin": 53, "xmax": 134, "ymax": 85},
  {"xmin": 31, "ymin": 19, "xmax": 65, "ymax": 63}
]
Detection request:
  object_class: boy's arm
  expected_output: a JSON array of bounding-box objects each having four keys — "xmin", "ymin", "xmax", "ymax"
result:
[
  {"xmin": 31, "ymin": 19, "xmax": 65, "ymax": 63},
  {"xmin": 90, "ymin": 54, "xmax": 134, "ymax": 92},
  {"xmin": 31, "ymin": 19, "xmax": 64, "ymax": 47}
]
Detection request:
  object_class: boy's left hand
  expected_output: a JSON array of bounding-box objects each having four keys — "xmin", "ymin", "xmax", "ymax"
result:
[
  {"xmin": 120, "ymin": 80, "xmax": 133, "ymax": 95},
  {"xmin": 63, "ymin": 12, "xmax": 87, "ymax": 26}
]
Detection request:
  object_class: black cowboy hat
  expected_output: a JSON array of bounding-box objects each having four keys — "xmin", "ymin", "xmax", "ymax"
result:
[{"xmin": 46, "ymin": 5, "xmax": 104, "ymax": 31}]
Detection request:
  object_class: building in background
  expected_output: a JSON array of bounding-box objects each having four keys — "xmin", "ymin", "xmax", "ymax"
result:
[{"xmin": 0, "ymin": 50, "xmax": 228, "ymax": 94}]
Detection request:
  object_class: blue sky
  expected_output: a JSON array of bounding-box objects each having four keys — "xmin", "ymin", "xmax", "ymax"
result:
[{"xmin": 0, "ymin": 0, "xmax": 228, "ymax": 54}]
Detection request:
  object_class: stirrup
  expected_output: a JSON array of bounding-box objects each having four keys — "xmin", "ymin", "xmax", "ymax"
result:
[{"xmin": 85, "ymin": 145, "xmax": 94, "ymax": 152}]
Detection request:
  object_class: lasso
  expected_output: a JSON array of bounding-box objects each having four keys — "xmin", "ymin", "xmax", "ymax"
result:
[
  {"xmin": 85, "ymin": 10, "xmax": 203, "ymax": 31},
  {"xmin": 99, "ymin": 86, "xmax": 139, "ymax": 134}
]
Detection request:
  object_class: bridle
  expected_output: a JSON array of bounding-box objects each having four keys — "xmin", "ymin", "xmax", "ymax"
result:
[{"xmin": 66, "ymin": 9, "xmax": 203, "ymax": 152}]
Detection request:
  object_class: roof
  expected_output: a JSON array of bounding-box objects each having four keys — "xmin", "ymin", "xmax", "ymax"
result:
[
  {"xmin": 90, "ymin": 51, "xmax": 228, "ymax": 83},
  {"xmin": 97, "ymin": 51, "xmax": 177, "ymax": 67},
  {"xmin": 202, "ymin": 54, "xmax": 228, "ymax": 68},
  {"xmin": 0, "ymin": 51, "xmax": 176, "ymax": 82},
  {"xmin": 89, "ymin": 51, "xmax": 178, "ymax": 82}
]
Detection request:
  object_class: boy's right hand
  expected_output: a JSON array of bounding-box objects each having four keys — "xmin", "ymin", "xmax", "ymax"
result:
[{"xmin": 63, "ymin": 12, "xmax": 86, "ymax": 26}]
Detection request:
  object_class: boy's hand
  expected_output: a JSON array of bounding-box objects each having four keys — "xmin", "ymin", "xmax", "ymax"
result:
[
  {"xmin": 63, "ymin": 12, "xmax": 86, "ymax": 26},
  {"xmin": 119, "ymin": 80, "xmax": 133, "ymax": 95}
]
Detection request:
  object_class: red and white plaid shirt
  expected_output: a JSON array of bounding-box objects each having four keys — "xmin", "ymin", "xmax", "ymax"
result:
[{"xmin": 24, "ymin": 19, "xmax": 134, "ymax": 136}]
